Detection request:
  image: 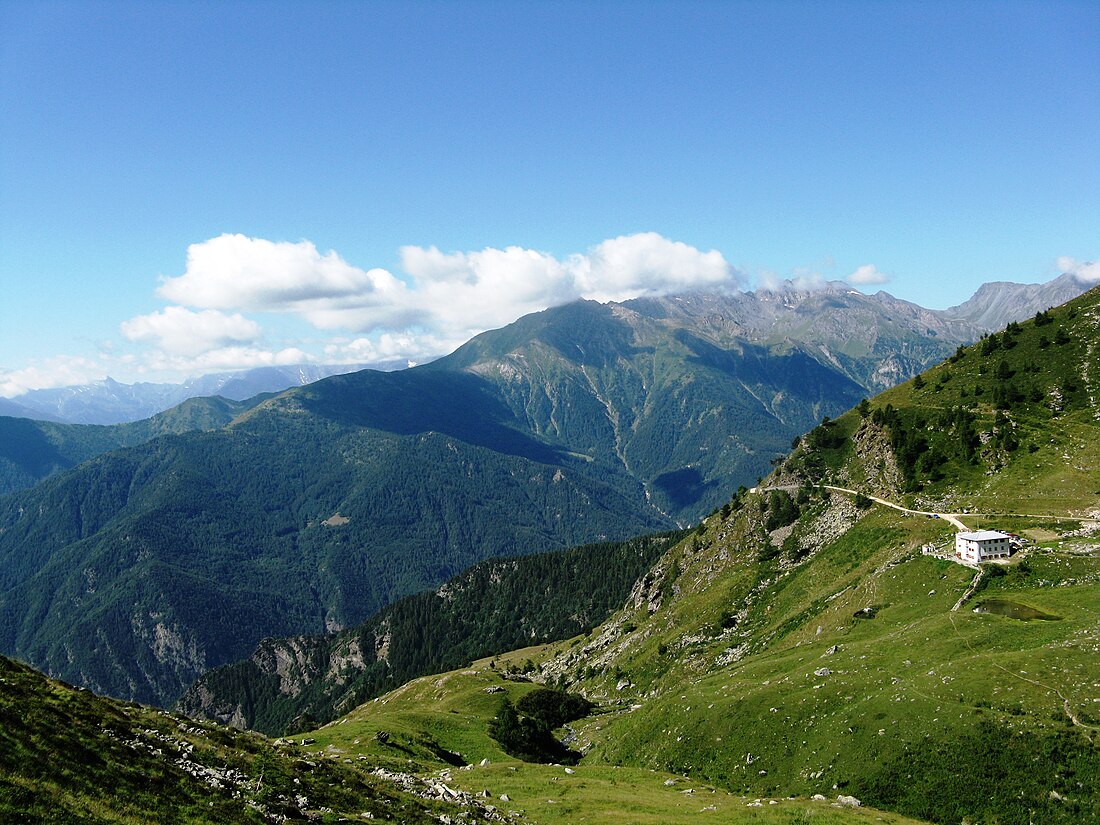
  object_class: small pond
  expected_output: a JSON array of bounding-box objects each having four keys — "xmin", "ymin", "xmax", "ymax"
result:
[{"xmin": 973, "ymin": 598, "xmax": 1061, "ymax": 621}]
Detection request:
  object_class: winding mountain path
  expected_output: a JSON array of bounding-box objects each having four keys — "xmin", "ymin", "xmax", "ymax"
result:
[
  {"xmin": 817, "ymin": 484, "xmax": 971, "ymax": 529},
  {"xmin": 751, "ymin": 483, "xmax": 970, "ymax": 529},
  {"xmin": 813, "ymin": 486, "xmax": 1095, "ymax": 527}
]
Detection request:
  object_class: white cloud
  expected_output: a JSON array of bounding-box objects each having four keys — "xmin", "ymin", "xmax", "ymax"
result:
[
  {"xmin": 120, "ymin": 306, "xmax": 262, "ymax": 357},
  {"xmin": 152, "ymin": 232, "xmax": 741, "ymax": 352},
  {"xmin": 394, "ymin": 232, "xmax": 740, "ymax": 341},
  {"xmin": 1058, "ymin": 256, "xmax": 1100, "ymax": 283},
  {"xmin": 397, "ymin": 244, "xmax": 578, "ymax": 341},
  {"xmin": 140, "ymin": 346, "xmax": 312, "ymax": 375},
  {"xmin": 574, "ymin": 232, "xmax": 736, "ymax": 303},
  {"xmin": 0, "ymin": 356, "xmax": 108, "ymax": 398},
  {"xmin": 756, "ymin": 268, "xmax": 827, "ymax": 292},
  {"xmin": 158, "ymin": 234, "xmax": 408, "ymax": 313},
  {"xmin": 324, "ymin": 332, "xmax": 451, "ymax": 365},
  {"xmin": 16, "ymin": 233, "xmax": 741, "ymax": 387},
  {"xmin": 847, "ymin": 264, "xmax": 890, "ymax": 286}
]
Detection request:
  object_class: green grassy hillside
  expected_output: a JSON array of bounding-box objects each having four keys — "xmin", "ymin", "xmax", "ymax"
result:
[
  {"xmin": 296, "ymin": 285, "xmax": 1100, "ymax": 825},
  {"xmin": 826, "ymin": 297, "xmax": 1100, "ymax": 516},
  {"xmin": 292, "ymin": 649, "xmax": 930, "ymax": 825},
  {"xmin": 0, "ymin": 653, "xmax": 499, "ymax": 824}
]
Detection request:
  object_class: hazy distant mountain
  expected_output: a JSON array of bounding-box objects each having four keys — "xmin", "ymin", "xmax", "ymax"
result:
[
  {"xmin": 6, "ymin": 363, "xmax": 385, "ymax": 425},
  {"xmin": 0, "ymin": 397, "xmax": 64, "ymax": 422},
  {"xmin": 940, "ymin": 271, "xmax": 1090, "ymax": 330},
  {"xmin": 0, "ymin": 395, "xmax": 267, "ymax": 496}
]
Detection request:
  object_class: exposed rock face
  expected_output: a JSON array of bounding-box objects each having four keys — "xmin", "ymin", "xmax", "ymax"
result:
[
  {"xmin": 847, "ymin": 419, "xmax": 904, "ymax": 495},
  {"xmin": 942, "ymin": 273, "xmax": 1090, "ymax": 331}
]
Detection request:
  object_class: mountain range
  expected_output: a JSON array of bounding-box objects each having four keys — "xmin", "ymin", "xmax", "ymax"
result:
[
  {"xmin": 0, "ymin": 363, "xmax": 387, "ymax": 425},
  {"xmin": 2, "ymin": 272, "xmax": 1087, "ymax": 428},
  {"xmin": 2, "ymin": 279, "xmax": 1098, "ymax": 825},
  {"xmin": 268, "ymin": 281, "xmax": 1100, "ymax": 825},
  {"xmin": 0, "ymin": 275, "xmax": 1091, "ymax": 711},
  {"xmin": 0, "ymin": 394, "xmax": 267, "ymax": 496}
]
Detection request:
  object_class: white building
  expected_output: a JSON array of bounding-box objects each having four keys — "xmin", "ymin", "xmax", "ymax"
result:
[{"xmin": 955, "ymin": 530, "xmax": 1012, "ymax": 563}]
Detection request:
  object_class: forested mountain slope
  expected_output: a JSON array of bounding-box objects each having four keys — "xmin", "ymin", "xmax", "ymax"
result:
[
  {"xmin": 0, "ymin": 376, "xmax": 667, "ymax": 706},
  {"xmin": 434, "ymin": 297, "xmax": 870, "ymax": 517},
  {"xmin": 178, "ymin": 530, "xmax": 682, "ymax": 735},
  {"xmin": 0, "ymin": 395, "xmax": 264, "ymax": 495}
]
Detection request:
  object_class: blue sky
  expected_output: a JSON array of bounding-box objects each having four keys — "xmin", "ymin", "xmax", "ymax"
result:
[{"xmin": 1, "ymin": 0, "xmax": 1097, "ymax": 393}]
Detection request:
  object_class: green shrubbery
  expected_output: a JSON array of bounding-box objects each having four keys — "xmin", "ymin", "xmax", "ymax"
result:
[
  {"xmin": 488, "ymin": 687, "xmax": 593, "ymax": 764},
  {"xmin": 764, "ymin": 489, "xmax": 800, "ymax": 531}
]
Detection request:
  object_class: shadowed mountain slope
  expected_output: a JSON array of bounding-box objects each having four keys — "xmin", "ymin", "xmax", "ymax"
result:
[
  {"xmin": 0, "ymin": 395, "xmax": 265, "ymax": 496},
  {"xmin": 178, "ymin": 531, "xmax": 683, "ymax": 735}
]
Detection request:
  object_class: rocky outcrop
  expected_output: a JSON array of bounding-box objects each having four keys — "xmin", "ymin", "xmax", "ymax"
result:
[{"xmin": 847, "ymin": 419, "xmax": 904, "ymax": 495}]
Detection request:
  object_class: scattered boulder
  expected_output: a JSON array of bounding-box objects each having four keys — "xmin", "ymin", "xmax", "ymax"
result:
[{"xmin": 836, "ymin": 794, "xmax": 862, "ymax": 807}]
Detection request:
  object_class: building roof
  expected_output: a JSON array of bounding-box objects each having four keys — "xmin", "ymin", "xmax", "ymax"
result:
[{"xmin": 957, "ymin": 530, "xmax": 1010, "ymax": 541}]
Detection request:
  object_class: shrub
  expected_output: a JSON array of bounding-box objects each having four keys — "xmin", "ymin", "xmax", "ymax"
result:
[
  {"xmin": 516, "ymin": 687, "xmax": 593, "ymax": 730},
  {"xmin": 764, "ymin": 490, "xmax": 800, "ymax": 531}
]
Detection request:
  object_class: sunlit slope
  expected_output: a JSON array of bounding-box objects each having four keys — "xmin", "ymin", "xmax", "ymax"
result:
[
  {"xmin": 288, "ymin": 287, "xmax": 1100, "ymax": 825},
  {"xmin": 297, "ymin": 650, "xmax": 931, "ymax": 825},
  {"xmin": 565, "ymin": 504, "xmax": 1099, "ymax": 824},
  {"xmin": 829, "ymin": 286, "xmax": 1100, "ymax": 516},
  {"xmin": 541, "ymin": 285, "xmax": 1100, "ymax": 824},
  {"xmin": 0, "ymin": 654, "xmax": 480, "ymax": 824}
]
